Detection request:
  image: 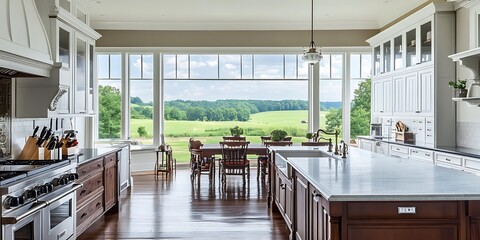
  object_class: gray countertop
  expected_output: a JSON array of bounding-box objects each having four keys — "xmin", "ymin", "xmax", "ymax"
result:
[
  {"xmin": 358, "ymin": 135, "xmax": 480, "ymax": 158},
  {"xmin": 284, "ymin": 147, "xmax": 480, "ymax": 201},
  {"xmin": 77, "ymin": 147, "xmax": 121, "ymax": 164}
]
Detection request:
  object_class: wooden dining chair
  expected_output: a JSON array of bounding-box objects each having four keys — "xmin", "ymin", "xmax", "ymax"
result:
[
  {"xmin": 258, "ymin": 141, "xmax": 293, "ymax": 180},
  {"xmin": 189, "ymin": 138, "xmax": 215, "ymax": 184},
  {"xmin": 219, "ymin": 141, "xmax": 250, "ymax": 185},
  {"xmin": 301, "ymin": 141, "xmax": 330, "ymax": 146},
  {"xmin": 222, "ymin": 136, "xmax": 247, "ymax": 141}
]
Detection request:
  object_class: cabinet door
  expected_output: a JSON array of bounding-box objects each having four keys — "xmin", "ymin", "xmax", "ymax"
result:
[
  {"xmin": 393, "ymin": 75, "xmax": 405, "ymax": 115},
  {"xmin": 310, "ymin": 186, "xmax": 323, "ymax": 240},
  {"xmin": 372, "ymin": 80, "xmax": 384, "ymax": 114},
  {"xmin": 404, "ymin": 73, "xmax": 418, "ymax": 114},
  {"xmin": 418, "ymin": 68, "xmax": 434, "ymax": 116},
  {"xmin": 373, "ymin": 46, "xmax": 381, "ymax": 75},
  {"xmin": 383, "ymin": 40, "xmax": 392, "ymax": 74},
  {"xmin": 87, "ymin": 44, "xmax": 95, "ymax": 114},
  {"xmin": 383, "ymin": 80, "xmax": 392, "ymax": 114},
  {"xmin": 104, "ymin": 163, "xmax": 117, "ymax": 211},
  {"xmin": 75, "ymin": 36, "xmax": 88, "ymax": 114},
  {"xmin": 285, "ymin": 180, "xmax": 293, "ymax": 228},
  {"xmin": 359, "ymin": 139, "xmax": 374, "ymax": 152},
  {"xmin": 295, "ymin": 174, "xmax": 308, "ymax": 240}
]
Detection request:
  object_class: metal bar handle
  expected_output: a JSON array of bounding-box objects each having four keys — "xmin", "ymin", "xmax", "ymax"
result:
[
  {"xmin": 44, "ymin": 184, "xmax": 83, "ymax": 205},
  {"xmin": 2, "ymin": 201, "xmax": 47, "ymax": 224}
]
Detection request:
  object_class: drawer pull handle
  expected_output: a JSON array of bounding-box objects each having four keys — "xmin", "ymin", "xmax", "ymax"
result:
[
  {"xmin": 446, "ymin": 158, "xmax": 451, "ymax": 161},
  {"xmin": 82, "ymin": 170, "xmax": 87, "ymax": 174},
  {"xmin": 412, "ymin": 150, "xmax": 417, "ymax": 153},
  {"xmin": 425, "ymin": 154, "xmax": 430, "ymax": 157},
  {"xmin": 97, "ymin": 180, "xmax": 101, "ymax": 184},
  {"xmin": 80, "ymin": 189, "xmax": 87, "ymax": 195},
  {"xmin": 97, "ymin": 164, "xmax": 101, "ymax": 168},
  {"xmin": 398, "ymin": 207, "xmax": 416, "ymax": 214},
  {"xmin": 280, "ymin": 184, "xmax": 286, "ymax": 189},
  {"xmin": 96, "ymin": 202, "xmax": 101, "ymax": 208},
  {"xmin": 81, "ymin": 212, "xmax": 88, "ymax": 219},
  {"xmin": 396, "ymin": 148, "xmax": 400, "ymax": 151},
  {"xmin": 313, "ymin": 194, "xmax": 321, "ymax": 201}
]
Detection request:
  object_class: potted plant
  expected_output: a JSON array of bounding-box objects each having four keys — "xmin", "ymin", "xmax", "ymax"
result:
[
  {"xmin": 271, "ymin": 129, "xmax": 288, "ymax": 141},
  {"xmin": 305, "ymin": 132, "xmax": 314, "ymax": 142},
  {"xmin": 448, "ymin": 79, "xmax": 468, "ymax": 97},
  {"xmin": 230, "ymin": 126, "xmax": 244, "ymax": 137}
]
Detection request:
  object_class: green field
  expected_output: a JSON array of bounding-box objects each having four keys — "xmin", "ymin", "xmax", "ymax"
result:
[{"xmin": 130, "ymin": 110, "xmax": 329, "ymax": 163}]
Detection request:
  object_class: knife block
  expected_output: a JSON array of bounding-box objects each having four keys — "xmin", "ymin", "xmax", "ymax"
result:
[
  {"xmin": 395, "ymin": 131, "xmax": 414, "ymax": 144},
  {"xmin": 18, "ymin": 137, "xmax": 38, "ymax": 159}
]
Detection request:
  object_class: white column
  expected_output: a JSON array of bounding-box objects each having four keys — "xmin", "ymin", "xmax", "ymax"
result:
[
  {"xmin": 343, "ymin": 53, "xmax": 351, "ymax": 144},
  {"xmin": 309, "ymin": 63, "xmax": 320, "ymax": 132},
  {"xmin": 153, "ymin": 52, "xmax": 161, "ymax": 146},
  {"xmin": 122, "ymin": 52, "xmax": 129, "ymax": 140}
]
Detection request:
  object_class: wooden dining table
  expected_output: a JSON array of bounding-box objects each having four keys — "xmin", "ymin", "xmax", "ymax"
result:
[{"xmin": 199, "ymin": 143, "xmax": 268, "ymax": 156}]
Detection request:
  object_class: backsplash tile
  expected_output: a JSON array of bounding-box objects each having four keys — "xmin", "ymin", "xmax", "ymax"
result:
[{"xmin": 457, "ymin": 122, "xmax": 480, "ymax": 149}]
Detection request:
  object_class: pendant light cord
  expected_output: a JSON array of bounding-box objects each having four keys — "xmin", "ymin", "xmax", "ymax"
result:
[{"xmin": 311, "ymin": 0, "xmax": 314, "ymax": 46}]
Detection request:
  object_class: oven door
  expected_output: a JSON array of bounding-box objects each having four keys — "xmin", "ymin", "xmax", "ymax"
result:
[
  {"xmin": 2, "ymin": 202, "xmax": 44, "ymax": 240},
  {"xmin": 41, "ymin": 184, "xmax": 81, "ymax": 240}
]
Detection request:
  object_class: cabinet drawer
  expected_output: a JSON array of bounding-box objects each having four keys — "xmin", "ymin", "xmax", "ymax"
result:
[
  {"xmin": 104, "ymin": 152, "xmax": 117, "ymax": 166},
  {"xmin": 77, "ymin": 172, "xmax": 104, "ymax": 205},
  {"xmin": 435, "ymin": 153, "xmax": 462, "ymax": 167},
  {"xmin": 464, "ymin": 157, "xmax": 480, "ymax": 173},
  {"xmin": 409, "ymin": 148, "xmax": 433, "ymax": 162},
  {"xmin": 77, "ymin": 158, "xmax": 103, "ymax": 180},
  {"xmin": 390, "ymin": 144, "xmax": 409, "ymax": 155},
  {"xmin": 77, "ymin": 192, "xmax": 104, "ymax": 228},
  {"xmin": 347, "ymin": 201, "xmax": 458, "ymax": 219}
]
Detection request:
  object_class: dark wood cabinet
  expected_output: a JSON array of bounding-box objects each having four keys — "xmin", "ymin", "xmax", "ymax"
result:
[
  {"xmin": 309, "ymin": 185, "xmax": 323, "ymax": 240},
  {"xmin": 104, "ymin": 153, "xmax": 117, "ymax": 211},
  {"xmin": 76, "ymin": 150, "xmax": 120, "ymax": 237},
  {"xmin": 274, "ymin": 167, "xmax": 293, "ymax": 230},
  {"xmin": 294, "ymin": 173, "xmax": 308, "ymax": 240}
]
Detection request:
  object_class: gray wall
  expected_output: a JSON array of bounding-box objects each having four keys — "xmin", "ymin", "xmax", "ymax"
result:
[{"xmin": 96, "ymin": 30, "xmax": 378, "ymax": 48}]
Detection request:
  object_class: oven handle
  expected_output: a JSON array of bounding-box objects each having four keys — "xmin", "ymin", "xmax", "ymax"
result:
[
  {"xmin": 2, "ymin": 201, "xmax": 47, "ymax": 224},
  {"xmin": 43, "ymin": 184, "xmax": 83, "ymax": 206}
]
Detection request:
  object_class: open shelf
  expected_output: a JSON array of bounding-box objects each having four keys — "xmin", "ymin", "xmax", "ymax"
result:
[
  {"xmin": 452, "ymin": 97, "xmax": 480, "ymax": 106},
  {"xmin": 449, "ymin": 47, "xmax": 480, "ymax": 78}
]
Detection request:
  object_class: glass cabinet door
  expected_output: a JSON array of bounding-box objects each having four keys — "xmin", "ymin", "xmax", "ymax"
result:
[
  {"xmin": 420, "ymin": 22, "xmax": 432, "ymax": 63},
  {"xmin": 394, "ymin": 36, "xmax": 403, "ymax": 70},
  {"xmin": 58, "ymin": 28, "xmax": 70, "ymax": 67},
  {"xmin": 383, "ymin": 41, "xmax": 391, "ymax": 73},
  {"xmin": 374, "ymin": 46, "xmax": 380, "ymax": 75},
  {"xmin": 75, "ymin": 38, "xmax": 87, "ymax": 113},
  {"xmin": 87, "ymin": 44, "xmax": 94, "ymax": 114},
  {"xmin": 406, "ymin": 29, "xmax": 417, "ymax": 67}
]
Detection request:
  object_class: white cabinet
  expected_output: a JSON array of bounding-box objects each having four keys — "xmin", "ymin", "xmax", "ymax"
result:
[
  {"xmin": 375, "ymin": 141, "xmax": 389, "ymax": 155},
  {"xmin": 435, "ymin": 152, "xmax": 463, "ymax": 170},
  {"xmin": 368, "ymin": 3, "xmax": 455, "ymax": 147},
  {"xmin": 389, "ymin": 144, "xmax": 409, "ymax": 158},
  {"xmin": 463, "ymin": 157, "xmax": 480, "ymax": 174},
  {"xmin": 409, "ymin": 148, "xmax": 433, "ymax": 163},
  {"xmin": 372, "ymin": 77, "xmax": 392, "ymax": 116},
  {"xmin": 14, "ymin": 0, "xmax": 100, "ymax": 118},
  {"xmin": 359, "ymin": 138, "xmax": 375, "ymax": 152}
]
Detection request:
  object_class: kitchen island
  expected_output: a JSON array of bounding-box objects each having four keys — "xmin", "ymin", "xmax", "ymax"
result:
[{"xmin": 270, "ymin": 146, "xmax": 480, "ymax": 240}]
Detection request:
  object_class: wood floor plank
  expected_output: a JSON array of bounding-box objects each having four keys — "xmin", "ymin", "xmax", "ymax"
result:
[{"xmin": 77, "ymin": 167, "xmax": 290, "ymax": 239}]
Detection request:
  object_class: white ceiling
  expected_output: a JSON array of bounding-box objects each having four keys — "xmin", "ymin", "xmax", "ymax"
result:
[{"xmin": 87, "ymin": 0, "xmax": 431, "ymax": 31}]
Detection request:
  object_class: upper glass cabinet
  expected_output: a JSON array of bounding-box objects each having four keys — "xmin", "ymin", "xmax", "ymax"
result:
[
  {"xmin": 420, "ymin": 22, "xmax": 432, "ymax": 63},
  {"xmin": 383, "ymin": 41, "xmax": 391, "ymax": 73},
  {"xmin": 374, "ymin": 46, "xmax": 381, "ymax": 75},
  {"xmin": 406, "ymin": 29, "xmax": 417, "ymax": 68},
  {"xmin": 394, "ymin": 36, "xmax": 403, "ymax": 70}
]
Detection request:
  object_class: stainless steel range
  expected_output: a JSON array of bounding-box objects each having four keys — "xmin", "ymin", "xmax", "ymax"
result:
[{"xmin": 0, "ymin": 160, "xmax": 80, "ymax": 240}]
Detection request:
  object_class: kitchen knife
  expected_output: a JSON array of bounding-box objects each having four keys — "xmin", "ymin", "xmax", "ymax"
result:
[
  {"xmin": 39, "ymin": 130, "xmax": 52, "ymax": 147},
  {"xmin": 55, "ymin": 118, "xmax": 58, "ymax": 131},
  {"xmin": 36, "ymin": 127, "xmax": 48, "ymax": 146},
  {"xmin": 32, "ymin": 126, "xmax": 39, "ymax": 137}
]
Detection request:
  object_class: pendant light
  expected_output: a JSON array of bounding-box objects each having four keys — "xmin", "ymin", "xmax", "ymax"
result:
[{"xmin": 302, "ymin": 0, "xmax": 322, "ymax": 65}]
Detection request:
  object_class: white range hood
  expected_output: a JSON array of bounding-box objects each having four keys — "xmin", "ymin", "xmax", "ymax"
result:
[{"xmin": 0, "ymin": 0, "xmax": 52, "ymax": 77}]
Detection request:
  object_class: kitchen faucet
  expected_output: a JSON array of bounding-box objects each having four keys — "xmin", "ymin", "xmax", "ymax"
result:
[
  {"xmin": 340, "ymin": 140, "xmax": 348, "ymax": 158},
  {"xmin": 313, "ymin": 129, "xmax": 339, "ymax": 155}
]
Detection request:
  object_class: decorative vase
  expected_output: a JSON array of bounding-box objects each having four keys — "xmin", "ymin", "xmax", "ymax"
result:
[{"xmin": 457, "ymin": 89, "xmax": 468, "ymax": 98}]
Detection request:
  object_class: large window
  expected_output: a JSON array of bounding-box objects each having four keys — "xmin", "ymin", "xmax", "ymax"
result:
[
  {"xmin": 319, "ymin": 52, "xmax": 371, "ymax": 144},
  {"xmin": 129, "ymin": 54, "xmax": 154, "ymax": 145},
  {"xmin": 97, "ymin": 54, "xmax": 122, "ymax": 139},
  {"xmin": 163, "ymin": 54, "xmax": 308, "ymax": 162},
  {"xmin": 96, "ymin": 48, "xmax": 371, "ymax": 162}
]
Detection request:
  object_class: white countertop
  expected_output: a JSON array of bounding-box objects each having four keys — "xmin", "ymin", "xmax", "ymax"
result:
[{"xmin": 283, "ymin": 147, "xmax": 480, "ymax": 201}]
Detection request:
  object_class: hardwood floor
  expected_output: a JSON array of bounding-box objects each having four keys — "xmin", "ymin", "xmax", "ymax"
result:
[{"xmin": 77, "ymin": 167, "xmax": 290, "ymax": 239}]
